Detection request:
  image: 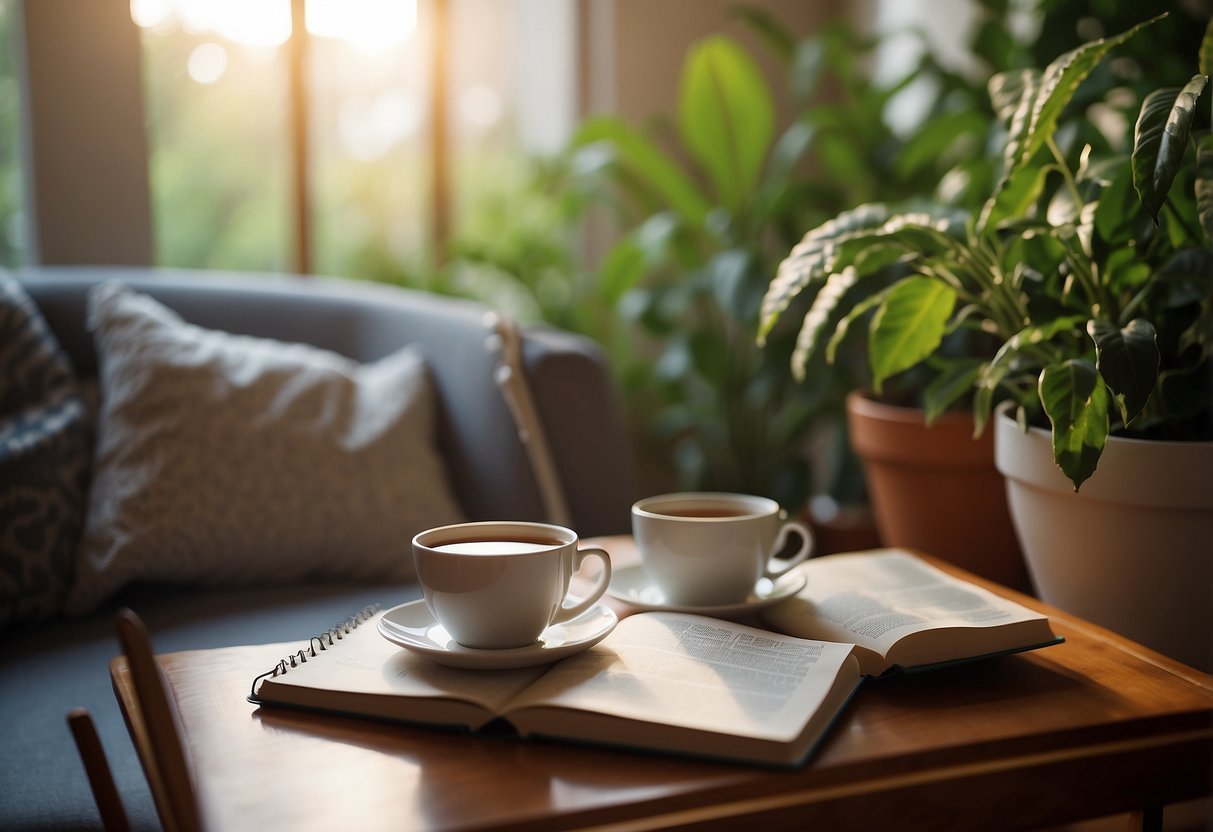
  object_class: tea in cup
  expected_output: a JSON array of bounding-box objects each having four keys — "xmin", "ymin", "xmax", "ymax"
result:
[
  {"xmin": 412, "ymin": 521, "xmax": 612, "ymax": 649},
  {"xmin": 631, "ymin": 492, "xmax": 812, "ymax": 606}
]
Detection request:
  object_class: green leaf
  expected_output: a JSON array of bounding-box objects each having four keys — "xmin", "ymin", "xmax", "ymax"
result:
[
  {"xmin": 1196, "ymin": 133, "xmax": 1213, "ymax": 244},
  {"xmin": 1158, "ymin": 362, "xmax": 1213, "ymax": 421},
  {"xmin": 922, "ymin": 359, "xmax": 984, "ymax": 423},
  {"xmin": 824, "ymin": 289, "xmax": 887, "ymax": 366},
  {"xmin": 1039, "ymin": 360, "xmax": 1110, "ymax": 491},
  {"xmin": 980, "ymin": 145, "xmax": 1054, "ymax": 232},
  {"xmin": 599, "ymin": 239, "xmax": 647, "ymax": 304},
  {"xmin": 678, "ymin": 36, "xmax": 774, "ymax": 214},
  {"xmin": 788, "ymin": 267, "xmax": 859, "ymax": 381},
  {"xmin": 986, "ymin": 16, "xmax": 1161, "ymax": 228},
  {"xmin": 1200, "ymin": 17, "xmax": 1213, "ymax": 77},
  {"xmin": 574, "ymin": 118, "xmax": 709, "ymax": 226},
  {"xmin": 754, "ymin": 119, "xmax": 816, "ymax": 224},
  {"xmin": 894, "ymin": 109, "xmax": 988, "ymax": 180},
  {"xmin": 758, "ymin": 203, "xmax": 892, "ymax": 341},
  {"xmin": 988, "ymin": 316, "xmax": 1087, "ymax": 373},
  {"xmin": 1153, "ymin": 248, "xmax": 1213, "ymax": 308},
  {"xmin": 1132, "ymin": 75, "xmax": 1210, "ymax": 226},
  {"xmin": 987, "ymin": 68, "xmax": 1039, "ymax": 126},
  {"xmin": 1087, "ymin": 319, "xmax": 1159, "ymax": 426},
  {"xmin": 868, "ymin": 277, "xmax": 958, "ymax": 394},
  {"xmin": 730, "ymin": 6, "xmax": 796, "ymax": 62}
]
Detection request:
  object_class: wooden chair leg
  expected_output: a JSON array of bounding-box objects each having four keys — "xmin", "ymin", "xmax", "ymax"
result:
[
  {"xmin": 1127, "ymin": 805, "xmax": 1164, "ymax": 832},
  {"xmin": 67, "ymin": 708, "xmax": 132, "ymax": 832}
]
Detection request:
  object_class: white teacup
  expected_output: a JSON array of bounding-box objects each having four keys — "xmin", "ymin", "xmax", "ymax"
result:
[
  {"xmin": 412, "ymin": 521, "xmax": 612, "ymax": 649},
  {"xmin": 631, "ymin": 492, "xmax": 812, "ymax": 606}
]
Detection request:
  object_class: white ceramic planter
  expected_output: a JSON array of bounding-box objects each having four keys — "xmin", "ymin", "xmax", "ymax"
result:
[{"xmin": 994, "ymin": 406, "xmax": 1213, "ymax": 672}]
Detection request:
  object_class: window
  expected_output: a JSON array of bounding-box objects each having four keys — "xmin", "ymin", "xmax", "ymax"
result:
[
  {"xmin": 0, "ymin": 0, "xmax": 23, "ymax": 267},
  {"xmin": 129, "ymin": 0, "xmax": 576, "ymax": 285}
]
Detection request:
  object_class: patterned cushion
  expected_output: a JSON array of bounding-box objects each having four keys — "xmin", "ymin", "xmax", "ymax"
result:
[
  {"xmin": 0, "ymin": 273, "xmax": 90, "ymax": 629},
  {"xmin": 65, "ymin": 281, "xmax": 465, "ymax": 615}
]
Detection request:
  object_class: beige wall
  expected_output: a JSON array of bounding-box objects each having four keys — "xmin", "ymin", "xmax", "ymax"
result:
[
  {"xmin": 17, "ymin": 0, "xmax": 152, "ymax": 266},
  {"xmin": 581, "ymin": 0, "xmax": 849, "ymax": 124}
]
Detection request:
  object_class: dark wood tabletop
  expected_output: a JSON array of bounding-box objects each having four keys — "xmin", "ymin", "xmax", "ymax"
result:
[{"xmin": 111, "ymin": 537, "xmax": 1213, "ymax": 831}]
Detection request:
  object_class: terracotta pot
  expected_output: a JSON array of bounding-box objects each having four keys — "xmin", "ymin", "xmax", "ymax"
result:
[
  {"xmin": 846, "ymin": 392, "xmax": 1030, "ymax": 593},
  {"xmin": 995, "ymin": 406, "xmax": 1213, "ymax": 672}
]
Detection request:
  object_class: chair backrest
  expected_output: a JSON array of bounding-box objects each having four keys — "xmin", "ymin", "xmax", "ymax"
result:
[
  {"xmin": 114, "ymin": 609, "xmax": 202, "ymax": 832},
  {"xmin": 17, "ymin": 266, "xmax": 637, "ymax": 537}
]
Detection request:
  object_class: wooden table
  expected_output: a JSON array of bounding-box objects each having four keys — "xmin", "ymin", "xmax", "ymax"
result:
[{"xmin": 112, "ymin": 538, "xmax": 1213, "ymax": 831}]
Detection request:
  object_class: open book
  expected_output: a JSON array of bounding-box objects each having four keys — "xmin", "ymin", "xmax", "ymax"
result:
[
  {"xmin": 761, "ymin": 549, "xmax": 1062, "ymax": 677},
  {"xmin": 250, "ymin": 610, "xmax": 862, "ymax": 768}
]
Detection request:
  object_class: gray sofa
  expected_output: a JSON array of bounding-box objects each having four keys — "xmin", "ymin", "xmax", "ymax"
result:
[{"xmin": 1, "ymin": 266, "xmax": 636, "ymax": 831}]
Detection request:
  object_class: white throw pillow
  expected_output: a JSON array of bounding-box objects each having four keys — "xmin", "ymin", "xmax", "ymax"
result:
[{"xmin": 66, "ymin": 281, "xmax": 465, "ymax": 615}]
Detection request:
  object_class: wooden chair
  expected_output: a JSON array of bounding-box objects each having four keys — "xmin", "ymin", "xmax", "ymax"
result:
[{"xmin": 69, "ymin": 609, "xmax": 203, "ymax": 832}]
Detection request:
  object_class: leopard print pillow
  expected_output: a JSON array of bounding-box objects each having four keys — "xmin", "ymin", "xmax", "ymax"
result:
[
  {"xmin": 0, "ymin": 274, "xmax": 90, "ymax": 629},
  {"xmin": 65, "ymin": 281, "xmax": 466, "ymax": 614}
]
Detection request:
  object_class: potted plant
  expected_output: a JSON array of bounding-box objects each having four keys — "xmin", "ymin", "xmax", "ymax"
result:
[
  {"xmin": 561, "ymin": 7, "xmax": 1027, "ymax": 539},
  {"xmin": 758, "ymin": 15, "xmax": 1212, "ymax": 667}
]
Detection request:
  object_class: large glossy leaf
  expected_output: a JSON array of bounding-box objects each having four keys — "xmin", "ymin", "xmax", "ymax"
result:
[
  {"xmin": 1087, "ymin": 319, "xmax": 1159, "ymax": 426},
  {"xmin": 1039, "ymin": 359, "xmax": 1110, "ymax": 491},
  {"xmin": 986, "ymin": 17, "xmax": 1160, "ymax": 227},
  {"xmin": 574, "ymin": 118, "xmax": 709, "ymax": 226},
  {"xmin": 679, "ymin": 36, "xmax": 774, "ymax": 214},
  {"xmin": 1132, "ymin": 76, "xmax": 1209, "ymax": 226},
  {"xmin": 868, "ymin": 276, "xmax": 957, "ymax": 393}
]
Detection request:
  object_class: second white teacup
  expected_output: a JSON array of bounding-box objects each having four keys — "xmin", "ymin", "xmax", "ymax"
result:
[
  {"xmin": 632, "ymin": 492, "xmax": 812, "ymax": 606},
  {"xmin": 412, "ymin": 521, "xmax": 612, "ymax": 649}
]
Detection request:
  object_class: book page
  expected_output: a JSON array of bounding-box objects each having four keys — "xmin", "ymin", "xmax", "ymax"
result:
[
  {"xmin": 505, "ymin": 612, "xmax": 858, "ymax": 744},
  {"xmin": 254, "ymin": 612, "xmax": 548, "ymax": 728},
  {"xmin": 762, "ymin": 550, "xmax": 1053, "ymax": 674}
]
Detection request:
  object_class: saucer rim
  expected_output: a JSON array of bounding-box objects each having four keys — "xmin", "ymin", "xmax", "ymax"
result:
[
  {"xmin": 377, "ymin": 599, "xmax": 618, "ymax": 669},
  {"xmin": 606, "ymin": 563, "xmax": 806, "ymax": 615}
]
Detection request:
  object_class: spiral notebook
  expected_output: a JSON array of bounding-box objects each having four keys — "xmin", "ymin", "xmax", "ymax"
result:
[{"xmin": 247, "ymin": 605, "xmax": 864, "ymax": 768}]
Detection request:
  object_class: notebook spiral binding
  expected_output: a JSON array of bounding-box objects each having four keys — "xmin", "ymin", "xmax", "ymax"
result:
[{"xmin": 248, "ymin": 604, "xmax": 380, "ymax": 700}]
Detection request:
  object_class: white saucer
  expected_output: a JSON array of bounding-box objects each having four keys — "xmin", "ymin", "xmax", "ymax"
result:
[
  {"xmin": 377, "ymin": 600, "xmax": 618, "ymax": 670},
  {"xmin": 606, "ymin": 564, "xmax": 807, "ymax": 617}
]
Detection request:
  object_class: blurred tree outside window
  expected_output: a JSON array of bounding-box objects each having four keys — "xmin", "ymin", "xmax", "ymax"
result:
[
  {"xmin": 128, "ymin": 0, "xmax": 575, "ymax": 289},
  {"xmin": 133, "ymin": 0, "xmax": 292, "ymax": 271}
]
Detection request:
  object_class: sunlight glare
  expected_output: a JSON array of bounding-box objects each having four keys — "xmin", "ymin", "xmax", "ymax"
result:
[
  {"xmin": 187, "ymin": 42, "xmax": 229, "ymax": 84},
  {"xmin": 459, "ymin": 84, "xmax": 503, "ymax": 130},
  {"xmin": 130, "ymin": 0, "xmax": 291, "ymax": 48},
  {"xmin": 129, "ymin": 0, "xmax": 173, "ymax": 29},
  {"xmin": 307, "ymin": 0, "xmax": 417, "ymax": 52},
  {"xmin": 339, "ymin": 90, "xmax": 421, "ymax": 161},
  {"xmin": 131, "ymin": 0, "xmax": 415, "ymax": 53}
]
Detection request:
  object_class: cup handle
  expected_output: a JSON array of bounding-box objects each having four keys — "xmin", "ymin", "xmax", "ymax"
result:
[
  {"xmin": 762, "ymin": 520, "xmax": 813, "ymax": 580},
  {"xmin": 551, "ymin": 547, "xmax": 612, "ymax": 625}
]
